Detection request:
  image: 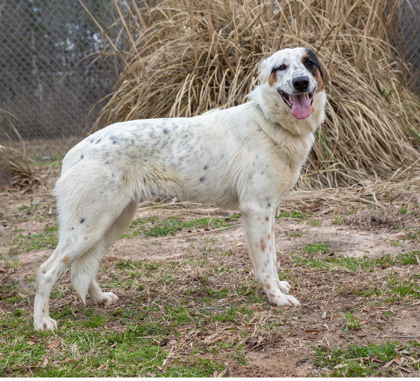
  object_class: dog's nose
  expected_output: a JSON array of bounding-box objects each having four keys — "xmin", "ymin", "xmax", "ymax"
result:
[{"xmin": 292, "ymin": 76, "xmax": 309, "ymax": 91}]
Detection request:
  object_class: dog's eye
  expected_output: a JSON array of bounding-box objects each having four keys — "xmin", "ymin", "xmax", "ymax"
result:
[
  {"xmin": 305, "ymin": 60, "xmax": 314, "ymax": 67},
  {"xmin": 277, "ymin": 64, "xmax": 287, "ymax": 71}
]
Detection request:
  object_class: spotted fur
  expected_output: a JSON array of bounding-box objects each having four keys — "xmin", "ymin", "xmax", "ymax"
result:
[{"xmin": 33, "ymin": 47, "xmax": 327, "ymax": 331}]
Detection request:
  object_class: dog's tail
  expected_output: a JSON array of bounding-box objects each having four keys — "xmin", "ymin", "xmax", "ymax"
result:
[{"xmin": 70, "ymin": 243, "xmax": 104, "ymax": 303}]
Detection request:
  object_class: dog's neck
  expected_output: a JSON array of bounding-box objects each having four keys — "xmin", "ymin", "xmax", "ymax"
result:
[{"xmin": 248, "ymin": 85, "xmax": 326, "ymax": 138}]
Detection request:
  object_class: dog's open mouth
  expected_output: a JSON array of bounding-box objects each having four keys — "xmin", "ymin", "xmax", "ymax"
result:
[{"xmin": 279, "ymin": 90, "xmax": 314, "ymax": 120}]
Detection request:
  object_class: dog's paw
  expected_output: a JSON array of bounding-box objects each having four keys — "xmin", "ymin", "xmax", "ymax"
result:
[
  {"xmin": 277, "ymin": 280, "xmax": 291, "ymax": 294},
  {"xmin": 34, "ymin": 316, "xmax": 57, "ymax": 332},
  {"xmin": 267, "ymin": 291, "xmax": 301, "ymax": 307},
  {"xmin": 98, "ymin": 292, "xmax": 119, "ymax": 307}
]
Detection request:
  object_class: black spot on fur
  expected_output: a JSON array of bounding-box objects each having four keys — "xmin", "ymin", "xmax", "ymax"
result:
[
  {"xmin": 203, "ymin": 165, "xmax": 208, "ymax": 170},
  {"xmin": 96, "ymin": 138, "xmax": 101, "ymax": 144},
  {"xmin": 80, "ymin": 217, "xmax": 85, "ymax": 224},
  {"xmin": 80, "ymin": 154, "xmax": 84, "ymax": 159},
  {"xmin": 163, "ymin": 128, "xmax": 169, "ymax": 135},
  {"xmin": 200, "ymin": 176, "xmax": 206, "ymax": 182}
]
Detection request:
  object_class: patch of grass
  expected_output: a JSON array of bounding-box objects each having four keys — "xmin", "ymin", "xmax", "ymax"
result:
[
  {"xmin": 311, "ymin": 341, "xmax": 402, "ymax": 376},
  {"xmin": 356, "ymin": 275, "xmax": 420, "ymax": 303},
  {"xmin": 276, "ymin": 210, "xmax": 307, "ymax": 219},
  {"xmin": 303, "ymin": 242, "xmax": 330, "ymax": 254},
  {"xmin": 343, "ymin": 312, "xmax": 361, "ymax": 332},
  {"xmin": 293, "ymin": 247, "xmax": 419, "ymax": 273},
  {"xmin": 287, "ymin": 231, "xmax": 303, "ymax": 238},
  {"xmin": 309, "ymin": 219, "xmax": 320, "ymax": 227},
  {"xmin": 12, "ymin": 225, "xmax": 58, "ymax": 253},
  {"xmin": 120, "ymin": 216, "xmax": 235, "ymax": 239}
]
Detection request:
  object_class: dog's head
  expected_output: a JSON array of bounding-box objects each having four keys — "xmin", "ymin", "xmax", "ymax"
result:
[{"xmin": 257, "ymin": 47, "xmax": 327, "ymax": 121}]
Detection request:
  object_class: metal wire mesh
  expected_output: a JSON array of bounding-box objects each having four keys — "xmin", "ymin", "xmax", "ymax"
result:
[{"xmin": 0, "ymin": 0, "xmax": 118, "ymax": 161}]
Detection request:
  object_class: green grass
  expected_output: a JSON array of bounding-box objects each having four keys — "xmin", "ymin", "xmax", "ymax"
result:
[
  {"xmin": 303, "ymin": 242, "xmax": 330, "ymax": 254},
  {"xmin": 291, "ymin": 246, "xmax": 419, "ymax": 273},
  {"xmin": 310, "ymin": 341, "xmax": 418, "ymax": 376},
  {"xmin": 276, "ymin": 210, "xmax": 307, "ymax": 219},
  {"xmin": 120, "ymin": 216, "xmax": 238, "ymax": 239},
  {"xmin": 11, "ymin": 225, "xmax": 58, "ymax": 254},
  {"xmin": 343, "ymin": 312, "xmax": 361, "ymax": 332},
  {"xmin": 0, "ymin": 256, "xmax": 256, "ymax": 377},
  {"xmin": 355, "ymin": 274, "xmax": 420, "ymax": 303}
]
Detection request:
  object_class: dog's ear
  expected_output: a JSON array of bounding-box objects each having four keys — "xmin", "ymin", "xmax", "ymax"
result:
[
  {"xmin": 317, "ymin": 58, "xmax": 328, "ymax": 89},
  {"xmin": 258, "ymin": 57, "xmax": 270, "ymax": 84}
]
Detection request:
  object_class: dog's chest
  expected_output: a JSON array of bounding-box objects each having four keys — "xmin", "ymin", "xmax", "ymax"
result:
[{"xmin": 258, "ymin": 132, "xmax": 314, "ymax": 195}]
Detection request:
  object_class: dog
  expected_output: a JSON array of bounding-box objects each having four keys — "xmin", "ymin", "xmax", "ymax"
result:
[{"xmin": 33, "ymin": 47, "xmax": 327, "ymax": 331}]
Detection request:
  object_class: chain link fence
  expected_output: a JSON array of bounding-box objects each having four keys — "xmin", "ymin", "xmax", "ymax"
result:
[{"xmin": 0, "ymin": 0, "xmax": 121, "ymax": 161}]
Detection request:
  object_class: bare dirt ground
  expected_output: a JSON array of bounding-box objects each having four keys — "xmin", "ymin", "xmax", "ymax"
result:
[{"xmin": 1, "ymin": 169, "xmax": 419, "ymax": 377}]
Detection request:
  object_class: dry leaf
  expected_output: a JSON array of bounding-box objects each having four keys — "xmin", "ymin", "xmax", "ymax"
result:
[
  {"xmin": 42, "ymin": 358, "xmax": 48, "ymax": 366},
  {"xmin": 47, "ymin": 340, "xmax": 61, "ymax": 348}
]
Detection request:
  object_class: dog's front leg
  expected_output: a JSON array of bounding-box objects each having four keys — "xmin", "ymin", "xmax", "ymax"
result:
[{"xmin": 241, "ymin": 210, "xmax": 300, "ymax": 307}]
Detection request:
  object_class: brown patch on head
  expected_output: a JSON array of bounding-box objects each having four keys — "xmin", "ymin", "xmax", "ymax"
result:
[
  {"xmin": 265, "ymin": 216, "xmax": 269, "ymax": 222},
  {"xmin": 260, "ymin": 238, "xmax": 266, "ymax": 252},
  {"xmin": 268, "ymin": 71, "xmax": 276, "ymax": 87},
  {"xmin": 266, "ymin": 284, "xmax": 271, "ymax": 290},
  {"xmin": 61, "ymin": 255, "xmax": 69, "ymax": 263},
  {"xmin": 314, "ymin": 68, "xmax": 324, "ymax": 92}
]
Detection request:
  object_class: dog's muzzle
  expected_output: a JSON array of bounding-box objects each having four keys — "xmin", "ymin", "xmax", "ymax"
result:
[{"xmin": 278, "ymin": 88, "xmax": 314, "ymax": 120}]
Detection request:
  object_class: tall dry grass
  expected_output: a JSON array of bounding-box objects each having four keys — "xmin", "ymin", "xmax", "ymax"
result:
[
  {"xmin": 0, "ymin": 110, "xmax": 40, "ymax": 189},
  {"xmin": 88, "ymin": 0, "xmax": 420, "ymax": 189}
]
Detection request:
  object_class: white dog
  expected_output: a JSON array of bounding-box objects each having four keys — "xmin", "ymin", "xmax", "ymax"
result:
[{"xmin": 34, "ymin": 47, "xmax": 327, "ymax": 331}]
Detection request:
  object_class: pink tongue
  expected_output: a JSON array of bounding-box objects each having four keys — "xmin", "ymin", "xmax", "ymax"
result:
[{"xmin": 291, "ymin": 94, "xmax": 311, "ymax": 119}]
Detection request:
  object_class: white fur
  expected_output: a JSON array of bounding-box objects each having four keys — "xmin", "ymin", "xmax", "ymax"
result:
[{"xmin": 34, "ymin": 48, "xmax": 327, "ymax": 331}]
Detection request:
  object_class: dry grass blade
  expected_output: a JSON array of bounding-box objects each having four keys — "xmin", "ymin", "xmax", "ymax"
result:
[
  {"xmin": 86, "ymin": 0, "xmax": 420, "ymax": 189},
  {"xmin": 0, "ymin": 110, "xmax": 40, "ymax": 190},
  {"xmin": 0, "ymin": 145, "xmax": 41, "ymax": 190}
]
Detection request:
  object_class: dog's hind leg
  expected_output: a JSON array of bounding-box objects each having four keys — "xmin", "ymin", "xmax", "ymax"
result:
[
  {"xmin": 34, "ymin": 195, "xmax": 135, "ymax": 331},
  {"xmin": 241, "ymin": 209, "xmax": 300, "ymax": 307},
  {"xmin": 85, "ymin": 200, "xmax": 138, "ymax": 306},
  {"xmin": 33, "ymin": 233, "xmax": 105, "ymax": 331}
]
